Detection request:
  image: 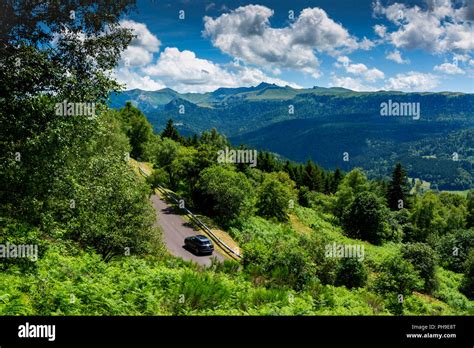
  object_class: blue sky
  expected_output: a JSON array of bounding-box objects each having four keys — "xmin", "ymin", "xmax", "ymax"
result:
[{"xmin": 114, "ymin": 0, "xmax": 474, "ymax": 93}]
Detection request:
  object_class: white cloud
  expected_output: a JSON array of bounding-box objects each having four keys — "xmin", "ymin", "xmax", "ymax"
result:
[
  {"xmin": 453, "ymin": 53, "xmax": 471, "ymax": 63},
  {"xmin": 203, "ymin": 5, "xmax": 370, "ymax": 78},
  {"xmin": 117, "ymin": 47, "xmax": 299, "ymax": 93},
  {"xmin": 373, "ymin": 0, "xmax": 474, "ymax": 54},
  {"xmin": 335, "ymin": 56, "xmax": 384, "ymax": 82},
  {"xmin": 434, "ymin": 62, "xmax": 465, "ymax": 74},
  {"xmin": 113, "ymin": 20, "xmax": 298, "ymax": 92},
  {"xmin": 114, "ymin": 67, "xmax": 165, "ymax": 91},
  {"xmin": 373, "ymin": 24, "xmax": 387, "ymax": 38},
  {"xmin": 329, "ymin": 75, "xmax": 377, "ymax": 91},
  {"xmin": 119, "ymin": 20, "xmax": 161, "ymax": 67},
  {"xmin": 384, "ymin": 71, "xmax": 440, "ymax": 91},
  {"xmin": 386, "ymin": 49, "xmax": 410, "ymax": 64}
]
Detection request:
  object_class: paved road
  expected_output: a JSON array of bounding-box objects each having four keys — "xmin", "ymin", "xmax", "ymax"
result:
[{"xmin": 151, "ymin": 194, "xmax": 225, "ymax": 266}]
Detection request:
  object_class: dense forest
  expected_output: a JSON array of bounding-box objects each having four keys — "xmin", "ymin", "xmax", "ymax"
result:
[
  {"xmin": 112, "ymin": 85, "xmax": 474, "ymax": 190},
  {"xmin": 1, "ymin": 1, "xmax": 473, "ymax": 316}
]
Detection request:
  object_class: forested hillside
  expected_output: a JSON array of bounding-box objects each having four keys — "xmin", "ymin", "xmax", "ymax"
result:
[
  {"xmin": 111, "ymin": 85, "xmax": 474, "ymax": 190},
  {"xmin": 1, "ymin": 1, "xmax": 473, "ymax": 317}
]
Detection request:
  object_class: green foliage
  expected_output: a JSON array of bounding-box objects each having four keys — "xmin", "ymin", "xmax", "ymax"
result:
[
  {"xmin": 436, "ymin": 228, "xmax": 474, "ymax": 273},
  {"xmin": 114, "ymin": 85, "xmax": 474, "ymax": 190},
  {"xmin": 146, "ymin": 167, "xmax": 169, "ymax": 188},
  {"xmin": 402, "ymin": 243, "xmax": 438, "ymax": 294},
  {"xmin": 335, "ymin": 258, "xmax": 368, "ymax": 289},
  {"xmin": 117, "ymin": 102, "xmax": 154, "ymax": 161},
  {"xmin": 374, "ymin": 255, "xmax": 423, "ymax": 296},
  {"xmin": 243, "ymin": 237, "xmax": 316, "ymax": 291},
  {"xmin": 333, "ymin": 168, "xmax": 368, "ymax": 220},
  {"xmin": 387, "ymin": 163, "xmax": 410, "ymax": 211},
  {"xmin": 434, "ymin": 267, "xmax": 472, "ymax": 312},
  {"xmin": 3, "ymin": 0, "xmax": 470, "ymax": 318},
  {"xmin": 410, "ymin": 192, "xmax": 446, "ymax": 241},
  {"xmin": 161, "ymin": 119, "xmax": 182, "ymax": 142},
  {"xmin": 257, "ymin": 172, "xmax": 295, "ymax": 221},
  {"xmin": 1, "ymin": 0, "xmax": 134, "ymax": 223},
  {"xmin": 467, "ymin": 190, "xmax": 474, "ymax": 228},
  {"xmin": 0, "ymin": 218, "xmax": 46, "ymax": 272},
  {"xmin": 342, "ymin": 191, "xmax": 390, "ymax": 245},
  {"xmin": 196, "ymin": 165, "xmax": 255, "ymax": 226},
  {"xmin": 460, "ymin": 249, "xmax": 474, "ymax": 299}
]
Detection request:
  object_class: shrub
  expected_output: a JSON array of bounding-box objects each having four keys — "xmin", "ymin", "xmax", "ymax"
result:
[
  {"xmin": 460, "ymin": 249, "xmax": 474, "ymax": 299},
  {"xmin": 436, "ymin": 228, "xmax": 474, "ymax": 273},
  {"xmin": 342, "ymin": 191, "xmax": 389, "ymax": 245},
  {"xmin": 335, "ymin": 258, "xmax": 368, "ymax": 289},
  {"xmin": 402, "ymin": 243, "xmax": 438, "ymax": 294}
]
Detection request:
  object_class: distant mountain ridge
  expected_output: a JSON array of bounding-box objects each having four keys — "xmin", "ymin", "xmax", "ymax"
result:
[{"xmin": 109, "ymin": 84, "xmax": 474, "ymax": 189}]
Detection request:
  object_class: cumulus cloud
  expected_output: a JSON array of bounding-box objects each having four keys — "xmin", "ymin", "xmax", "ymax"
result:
[
  {"xmin": 142, "ymin": 47, "xmax": 300, "ymax": 93},
  {"xmin": 373, "ymin": 24, "xmax": 387, "ymax": 38},
  {"xmin": 112, "ymin": 20, "xmax": 298, "ymax": 92},
  {"xmin": 114, "ymin": 67, "xmax": 165, "ymax": 91},
  {"xmin": 116, "ymin": 46, "xmax": 299, "ymax": 93},
  {"xmin": 119, "ymin": 20, "xmax": 161, "ymax": 67},
  {"xmin": 453, "ymin": 53, "xmax": 471, "ymax": 63},
  {"xmin": 373, "ymin": 0, "xmax": 474, "ymax": 54},
  {"xmin": 434, "ymin": 62, "xmax": 465, "ymax": 74},
  {"xmin": 335, "ymin": 56, "xmax": 384, "ymax": 82},
  {"xmin": 386, "ymin": 49, "xmax": 410, "ymax": 64},
  {"xmin": 384, "ymin": 71, "xmax": 440, "ymax": 91},
  {"xmin": 329, "ymin": 75, "xmax": 378, "ymax": 91},
  {"xmin": 203, "ymin": 5, "xmax": 370, "ymax": 78}
]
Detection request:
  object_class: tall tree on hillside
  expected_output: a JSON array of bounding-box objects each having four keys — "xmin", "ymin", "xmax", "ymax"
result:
[
  {"xmin": 257, "ymin": 151, "xmax": 280, "ymax": 173},
  {"xmin": 304, "ymin": 160, "xmax": 324, "ymax": 192},
  {"xmin": 342, "ymin": 191, "xmax": 389, "ymax": 245},
  {"xmin": 161, "ymin": 119, "xmax": 181, "ymax": 142},
  {"xmin": 387, "ymin": 163, "xmax": 410, "ymax": 210},
  {"xmin": 331, "ymin": 168, "xmax": 344, "ymax": 194},
  {"xmin": 0, "ymin": 0, "xmax": 135, "ymax": 222},
  {"xmin": 467, "ymin": 190, "xmax": 474, "ymax": 228},
  {"xmin": 119, "ymin": 102, "xmax": 154, "ymax": 160}
]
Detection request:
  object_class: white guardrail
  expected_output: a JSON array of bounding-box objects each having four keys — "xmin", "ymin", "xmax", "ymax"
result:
[{"xmin": 139, "ymin": 167, "xmax": 242, "ymax": 259}]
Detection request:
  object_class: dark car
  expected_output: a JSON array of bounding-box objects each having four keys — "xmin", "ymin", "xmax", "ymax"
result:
[{"xmin": 184, "ymin": 235, "xmax": 214, "ymax": 255}]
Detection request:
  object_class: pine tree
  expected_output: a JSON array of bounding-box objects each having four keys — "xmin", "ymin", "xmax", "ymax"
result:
[
  {"xmin": 387, "ymin": 163, "xmax": 410, "ymax": 210},
  {"xmin": 331, "ymin": 168, "xmax": 343, "ymax": 193},
  {"xmin": 161, "ymin": 119, "xmax": 181, "ymax": 142}
]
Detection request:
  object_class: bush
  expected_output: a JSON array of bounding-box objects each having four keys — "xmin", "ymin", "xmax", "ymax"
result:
[
  {"xmin": 196, "ymin": 165, "xmax": 255, "ymax": 226},
  {"xmin": 436, "ymin": 228, "xmax": 474, "ymax": 273},
  {"xmin": 402, "ymin": 243, "xmax": 438, "ymax": 294},
  {"xmin": 342, "ymin": 191, "xmax": 389, "ymax": 245},
  {"xmin": 257, "ymin": 173, "xmax": 294, "ymax": 222},
  {"xmin": 146, "ymin": 167, "xmax": 169, "ymax": 189},
  {"xmin": 335, "ymin": 258, "xmax": 368, "ymax": 289},
  {"xmin": 459, "ymin": 249, "xmax": 474, "ymax": 299},
  {"xmin": 374, "ymin": 255, "xmax": 423, "ymax": 296}
]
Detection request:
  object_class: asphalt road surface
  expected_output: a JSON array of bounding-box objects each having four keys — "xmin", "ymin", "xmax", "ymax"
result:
[{"xmin": 151, "ymin": 194, "xmax": 225, "ymax": 266}]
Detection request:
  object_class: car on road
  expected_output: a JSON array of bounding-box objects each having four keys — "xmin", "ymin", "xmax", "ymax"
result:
[{"xmin": 184, "ymin": 235, "xmax": 214, "ymax": 255}]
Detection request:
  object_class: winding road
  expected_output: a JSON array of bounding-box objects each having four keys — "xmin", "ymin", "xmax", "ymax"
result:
[{"xmin": 151, "ymin": 194, "xmax": 225, "ymax": 266}]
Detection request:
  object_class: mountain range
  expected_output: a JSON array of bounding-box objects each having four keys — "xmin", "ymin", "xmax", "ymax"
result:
[{"xmin": 109, "ymin": 83, "xmax": 474, "ymax": 190}]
